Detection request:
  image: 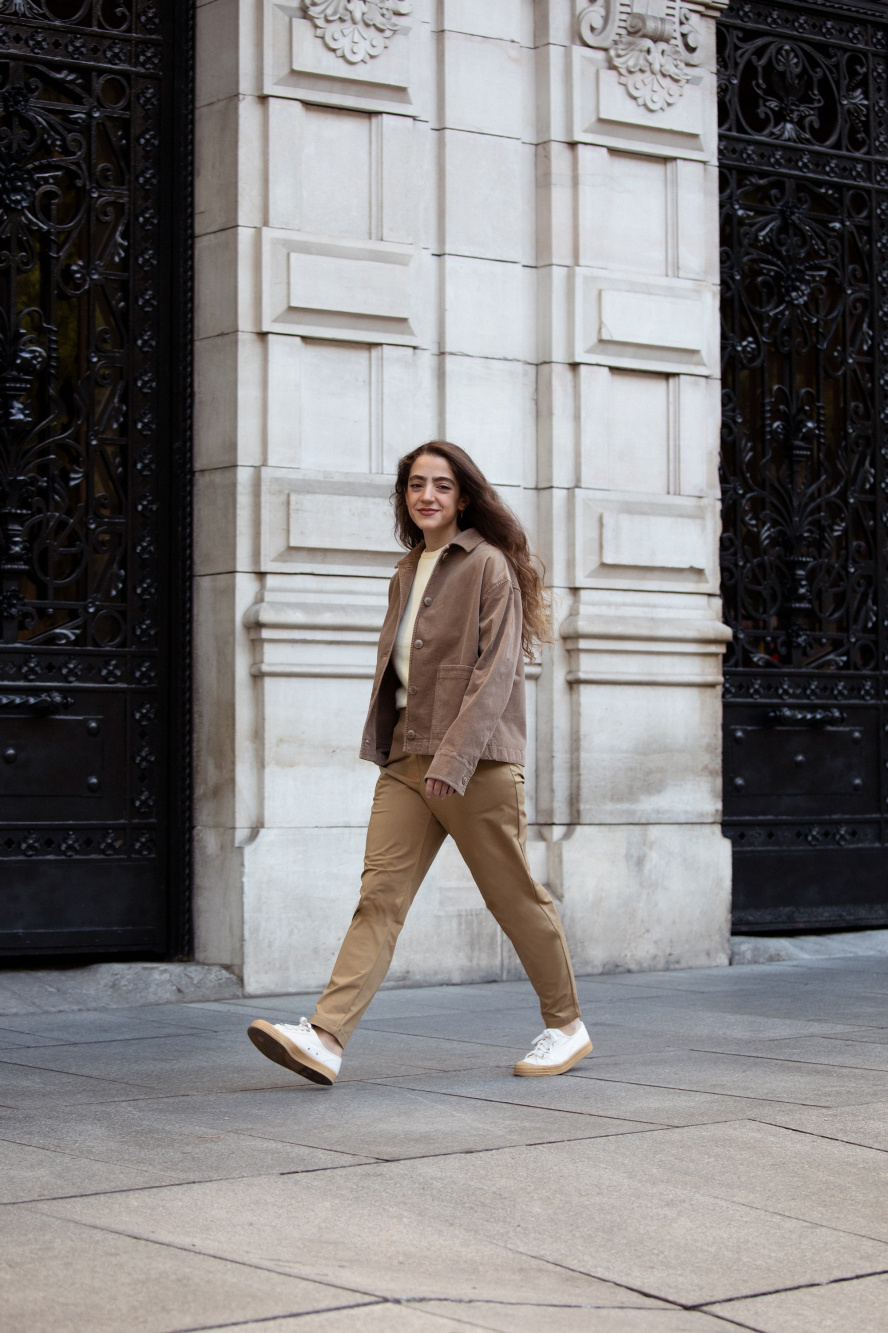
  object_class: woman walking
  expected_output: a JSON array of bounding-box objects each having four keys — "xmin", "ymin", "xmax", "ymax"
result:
[{"xmin": 248, "ymin": 442, "xmax": 591, "ymax": 1085}]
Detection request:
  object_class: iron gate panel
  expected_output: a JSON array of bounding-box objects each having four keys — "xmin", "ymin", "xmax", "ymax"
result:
[
  {"xmin": 719, "ymin": 0, "xmax": 888, "ymax": 930},
  {"xmin": 0, "ymin": 0, "xmax": 192, "ymax": 955}
]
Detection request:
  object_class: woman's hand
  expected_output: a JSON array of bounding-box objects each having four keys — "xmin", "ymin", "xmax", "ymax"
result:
[{"xmin": 425, "ymin": 777, "xmax": 457, "ymax": 800}]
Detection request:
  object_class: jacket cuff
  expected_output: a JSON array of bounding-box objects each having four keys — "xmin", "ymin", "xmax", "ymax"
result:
[{"xmin": 425, "ymin": 750, "xmax": 475, "ymax": 795}]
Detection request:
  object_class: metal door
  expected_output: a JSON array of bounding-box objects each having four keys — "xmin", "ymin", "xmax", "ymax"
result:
[
  {"xmin": 719, "ymin": 0, "xmax": 888, "ymax": 931},
  {"xmin": 0, "ymin": 0, "xmax": 191, "ymax": 955}
]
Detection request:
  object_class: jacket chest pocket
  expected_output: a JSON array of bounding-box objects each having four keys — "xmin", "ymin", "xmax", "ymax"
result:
[{"xmin": 430, "ymin": 664, "xmax": 475, "ymax": 736}]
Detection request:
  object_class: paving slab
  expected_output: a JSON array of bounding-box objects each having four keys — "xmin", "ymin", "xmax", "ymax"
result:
[
  {"xmin": 0, "ymin": 1136, "xmax": 167, "ymax": 1203},
  {"xmin": 40, "ymin": 1145, "xmax": 888, "ymax": 1310},
  {"xmin": 0, "ymin": 1008, "xmax": 222, "ymax": 1045},
  {"xmin": 585, "ymin": 1010, "xmax": 879, "ymax": 1044},
  {"xmin": 567, "ymin": 1048, "xmax": 888, "ymax": 1107},
  {"xmin": 0, "ymin": 1080, "xmax": 658, "ymax": 1170},
  {"xmin": 3, "ymin": 953, "xmax": 888, "ymax": 1329},
  {"xmin": 38, "ymin": 1170, "xmax": 659, "ymax": 1309},
  {"xmin": 686, "ymin": 1034, "xmax": 888, "ymax": 1072},
  {"xmin": 0, "ymin": 1039, "xmax": 299, "ymax": 1099},
  {"xmin": 703, "ymin": 1272, "xmax": 888, "ymax": 1333},
  {"xmin": 210, "ymin": 1307, "xmax": 480, "ymax": 1332},
  {"xmin": 383, "ymin": 1066, "xmax": 832, "ymax": 1128},
  {"xmin": 752, "ymin": 1100, "xmax": 888, "ymax": 1154},
  {"xmin": 0, "ymin": 1207, "xmax": 363, "ymax": 1333},
  {"xmin": 221, "ymin": 1307, "xmax": 735, "ymax": 1332},
  {"xmin": 0, "ymin": 1058, "xmax": 152, "ymax": 1106},
  {"xmin": 531, "ymin": 1119, "xmax": 888, "ymax": 1243},
  {"xmin": 412, "ymin": 1306, "xmax": 739, "ymax": 1333},
  {"xmin": 0, "ymin": 1096, "xmax": 375, "ymax": 1187}
]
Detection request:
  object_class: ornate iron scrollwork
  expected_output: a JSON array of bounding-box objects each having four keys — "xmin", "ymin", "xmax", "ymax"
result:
[
  {"xmin": 719, "ymin": 1, "xmax": 888, "ymax": 932},
  {"xmin": 0, "ymin": 691, "xmax": 73, "ymax": 713},
  {"xmin": 0, "ymin": 1, "xmax": 192, "ymax": 953},
  {"xmin": 719, "ymin": 3, "xmax": 887, "ymax": 678},
  {"xmin": 0, "ymin": 8, "xmax": 161, "ymax": 650},
  {"xmin": 765, "ymin": 707, "xmax": 847, "ymax": 727}
]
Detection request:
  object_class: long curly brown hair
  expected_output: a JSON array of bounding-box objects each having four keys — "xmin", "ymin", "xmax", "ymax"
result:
[{"xmin": 393, "ymin": 441, "xmax": 552, "ymax": 658}]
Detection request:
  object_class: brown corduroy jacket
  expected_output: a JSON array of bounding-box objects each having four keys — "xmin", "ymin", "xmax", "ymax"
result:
[{"xmin": 359, "ymin": 528, "xmax": 526, "ymax": 794}]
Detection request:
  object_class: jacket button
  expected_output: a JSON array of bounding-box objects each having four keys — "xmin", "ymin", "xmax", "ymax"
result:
[
  {"xmin": 407, "ymin": 729, "xmax": 416, "ymax": 739},
  {"xmin": 408, "ymin": 686, "xmax": 417, "ymax": 695},
  {"xmin": 423, "ymin": 597, "xmax": 432, "ymax": 606},
  {"xmin": 414, "ymin": 639, "xmax": 423, "ymax": 648}
]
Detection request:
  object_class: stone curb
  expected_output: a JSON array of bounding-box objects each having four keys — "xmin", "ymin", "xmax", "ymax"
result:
[
  {"xmin": 0, "ymin": 962, "xmax": 243, "ymax": 1015},
  {"xmin": 731, "ymin": 929, "xmax": 888, "ymax": 965}
]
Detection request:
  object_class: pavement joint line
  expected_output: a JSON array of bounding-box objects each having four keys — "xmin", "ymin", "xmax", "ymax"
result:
[
  {"xmin": 1, "ymin": 1169, "xmax": 309, "ymax": 1207},
  {"xmin": 344, "ymin": 1024, "xmax": 555, "ymax": 1051},
  {"xmin": 274, "ymin": 1125, "xmax": 680, "ymax": 1175},
  {"xmin": 558, "ymin": 1073, "xmax": 837, "ymax": 1108},
  {"xmin": 686, "ymin": 1044, "xmax": 888, "ymax": 1074},
  {"xmin": 163, "ymin": 1301, "xmax": 390, "ymax": 1333},
  {"xmin": 229, "ymin": 1130, "xmax": 385, "ymax": 1163},
  {"xmin": 28, "ymin": 1210, "xmax": 397, "ymax": 1307},
  {"xmin": 0, "ymin": 1030, "xmax": 227, "ymax": 1051},
  {"xmin": 370, "ymin": 1077, "xmax": 709, "ymax": 1128},
  {"xmin": 0, "ymin": 1054, "xmax": 156, "ymax": 1090},
  {"xmin": 484, "ymin": 1234, "xmax": 710, "ymax": 1321},
  {"xmin": 0, "ymin": 1126, "xmax": 676, "ymax": 1205},
  {"xmin": 0, "ymin": 1126, "xmax": 379, "ymax": 1173},
  {"xmin": 0, "ymin": 1131, "xmax": 168, "ymax": 1170},
  {"xmin": 815, "ymin": 1034, "xmax": 888, "ymax": 1049},
  {"xmin": 749, "ymin": 1116, "xmax": 888, "ymax": 1156},
  {"xmin": 694, "ymin": 1264, "xmax": 888, "ymax": 1309},
  {"xmin": 644, "ymin": 1177, "xmax": 888, "ymax": 1253}
]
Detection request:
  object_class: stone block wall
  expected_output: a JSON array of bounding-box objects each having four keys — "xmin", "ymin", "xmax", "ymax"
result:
[{"xmin": 193, "ymin": 0, "xmax": 732, "ymax": 994}]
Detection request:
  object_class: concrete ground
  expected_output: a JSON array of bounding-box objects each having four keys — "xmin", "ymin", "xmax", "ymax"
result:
[{"xmin": 0, "ymin": 956, "xmax": 886, "ymax": 1333}]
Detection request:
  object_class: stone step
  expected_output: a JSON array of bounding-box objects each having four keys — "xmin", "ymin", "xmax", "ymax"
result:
[{"xmin": 0, "ymin": 962, "xmax": 243, "ymax": 1015}]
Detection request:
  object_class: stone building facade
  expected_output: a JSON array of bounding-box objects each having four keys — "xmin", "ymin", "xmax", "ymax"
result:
[{"xmin": 193, "ymin": 0, "xmax": 733, "ymax": 995}]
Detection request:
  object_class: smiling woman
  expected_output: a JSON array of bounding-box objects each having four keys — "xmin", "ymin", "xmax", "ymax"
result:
[{"xmin": 248, "ymin": 441, "xmax": 592, "ymax": 1087}]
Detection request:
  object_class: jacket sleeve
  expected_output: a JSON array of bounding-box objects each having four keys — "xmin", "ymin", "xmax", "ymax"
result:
[{"xmin": 425, "ymin": 573, "xmax": 522, "ymax": 794}]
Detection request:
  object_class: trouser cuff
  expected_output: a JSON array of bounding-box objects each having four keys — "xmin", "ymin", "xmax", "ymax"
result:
[
  {"xmin": 542, "ymin": 1007, "xmax": 582, "ymax": 1029},
  {"xmin": 309, "ymin": 1012, "xmax": 348, "ymax": 1048}
]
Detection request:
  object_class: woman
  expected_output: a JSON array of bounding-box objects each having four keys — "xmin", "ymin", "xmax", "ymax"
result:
[{"xmin": 248, "ymin": 442, "xmax": 590, "ymax": 1085}]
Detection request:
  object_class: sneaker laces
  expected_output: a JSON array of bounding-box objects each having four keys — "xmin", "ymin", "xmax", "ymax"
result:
[
  {"xmin": 526, "ymin": 1028, "xmax": 561, "ymax": 1059},
  {"xmin": 276, "ymin": 1016, "xmax": 314, "ymax": 1040}
]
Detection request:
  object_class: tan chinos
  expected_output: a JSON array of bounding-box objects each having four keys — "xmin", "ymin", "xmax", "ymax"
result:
[{"xmin": 311, "ymin": 741, "xmax": 581, "ymax": 1048}]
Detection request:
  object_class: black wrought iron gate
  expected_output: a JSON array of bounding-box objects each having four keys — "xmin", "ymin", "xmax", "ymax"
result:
[
  {"xmin": 0, "ymin": 1, "xmax": 191, "ymax": 956},
  {"xmin": 719, "ymin": 0, "xmax": 888, "ymax": 930}
]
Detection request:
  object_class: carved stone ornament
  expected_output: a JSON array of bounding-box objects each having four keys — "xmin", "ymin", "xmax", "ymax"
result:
[
  {"xmin": 304, "ymin": 0, "xmax": 413, "ymax": 65},
  {"xmin": 577, "ymin": 0, "xmax": 705, "ymax": 112}
]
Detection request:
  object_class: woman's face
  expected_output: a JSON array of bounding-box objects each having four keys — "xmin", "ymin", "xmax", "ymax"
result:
[{"xmin": 406, "ymin": 453, "xmax": 466, "ymax": 545}]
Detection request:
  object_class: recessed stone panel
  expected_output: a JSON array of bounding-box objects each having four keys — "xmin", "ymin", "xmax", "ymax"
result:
[
  {"xmin": 570, "ymin": 47, "xmax": 715, "ymax": 162},
  {"xmin": 260, "ymin": 472, "xmax": 401, "ymax": 575},
  {"xmin": 573, "ymin": 272, "xmax": 716, "ymax": 373},
  {"xmin": 262, "ymin": 229, "xmax": 419, "ymax": 344},
  {"xmin": 263, "ymin": 1, "xmax": 423, "ymax": 117},
  {"xmin": 570, "ymin": 492, "xmax": 719, "ymax": 592}
]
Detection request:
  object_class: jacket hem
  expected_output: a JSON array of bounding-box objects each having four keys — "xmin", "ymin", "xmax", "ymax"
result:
[{"xmin": 359, "ymin": 743, "xmax": 525, "ymax": 768}]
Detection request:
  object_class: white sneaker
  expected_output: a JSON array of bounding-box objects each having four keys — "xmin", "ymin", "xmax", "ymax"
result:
[
  {"xmin": 248, "ymin": 1016, "xmax": 341, "ymax": 1086},
  {"xmin": 514, "ymin": 1022, "xmax": 592, "ymax": 1077}
]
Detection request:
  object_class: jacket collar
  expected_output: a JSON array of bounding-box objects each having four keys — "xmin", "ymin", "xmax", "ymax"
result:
[{"xmin": 395, "ymin": 527, "xmax": 484, "ymax": 568}]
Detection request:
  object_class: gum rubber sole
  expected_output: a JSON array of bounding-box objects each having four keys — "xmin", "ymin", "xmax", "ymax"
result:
[
  {"xmin": 513, "ymin": 1039, "xmax": 593, "ymax": 1077},
  {"xmin": 247, "ymin": 1019, "xmax": 336, "ymax": 1086}
]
